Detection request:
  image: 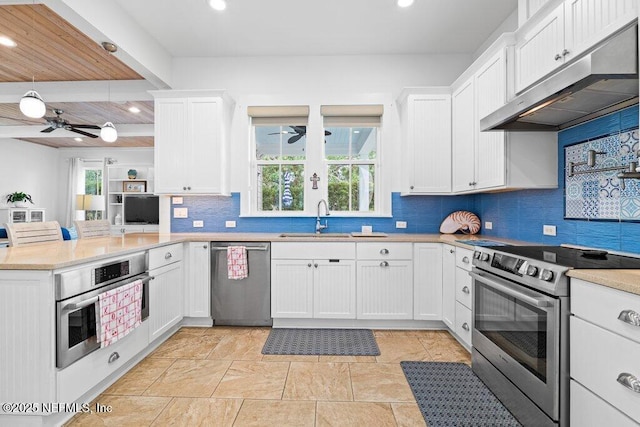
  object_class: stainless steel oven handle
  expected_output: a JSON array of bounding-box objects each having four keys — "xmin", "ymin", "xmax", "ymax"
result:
[
  {"xmin": 62, "ymin": 275, "xmax": 153, "ymax": 312},
  {"xmin": 469, "ymin": 271, "xmax": 551, "ymax": 308}
]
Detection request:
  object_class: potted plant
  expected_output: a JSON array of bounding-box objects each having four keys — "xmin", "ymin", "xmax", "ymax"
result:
[{"xmin": 6, "ymin": 192, "xmax": 33, "ymax": 208}]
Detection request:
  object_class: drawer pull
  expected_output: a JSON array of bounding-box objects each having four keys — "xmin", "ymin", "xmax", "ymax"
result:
[
  {"xmin": 618, "ymin": 310, "xmax": 640, "ymax": 326},
  {"xmin": 165, "ymin": 252, "xmax": 172, "ymax": 260},
  {"xmin": 380, "ymin": 248, "xmax": 389, "ymax": 255},
  {"xmin": 462, "ymin": 286, "xmax": 470, "ymax": 294},
  {"xmin": 380, "ymin": 261, "xmax": 389, "ymax": 267},
  {"xmin": 108, "ymin": 352, "xmax": 120, "ymax": 364},
  {"xmin": 617, "ymin": 373, "xmax": 640, "ymax": 393},
  {"xmin": 462, "ymin": 323, "xmax": 470, "ymax": 331},
  {"xmin": 462, "ymin": 256, "xmax": 470, "ymax": 264}
]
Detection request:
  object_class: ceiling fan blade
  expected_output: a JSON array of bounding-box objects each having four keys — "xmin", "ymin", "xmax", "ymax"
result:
[
  {"xmin": 70, "ymin": 124, "xmax": 101, "ymax": 130},
  {"xmin": 324, "ymin": 130, "xmax": 332, "ymax": 136},
  {"xmin": 287, "ymin": 134, "xmax": 304, "ymax": 144},
  {"xmin": 290, "ymin": 125, "xmax": 306, "ymax": 134},
  {"xmin": 41, "ymin": 127, "xmax": 55, "ymax": 133},
  {"xmin": 70, "ymin": 128, "xmax": 99, "ymax": 138}
]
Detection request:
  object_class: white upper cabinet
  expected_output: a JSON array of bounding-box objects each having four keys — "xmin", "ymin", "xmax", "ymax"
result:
[
  {"xmin": 475, "ymin": 51, "xmax": 507, "ymax": 190},
  {"xmin": 399, "ymin": 90, "xmax": 452, "ymax": 194},
  {"xmin": 452, "ymin": 42, "xmax": 558, "ymax": 194},
  {"xmin": 152, "ymin": 91, "xmax": 231, "ymax": 195},
  {"xmin": 515, "ymin": 0, "xmax": 637, "ymax": 93},
  {"xmin": 451, "ymin": 78, "xmax": 476, "ymax": 193},
  {"xmin": 518, "ymin": 0, "xmax": 552, "ymax": 26}
]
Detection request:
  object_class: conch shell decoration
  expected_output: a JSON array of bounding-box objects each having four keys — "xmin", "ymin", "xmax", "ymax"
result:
[{"xmin": 439, "ymin": 211, "xmax": 481, "ymax": 234}]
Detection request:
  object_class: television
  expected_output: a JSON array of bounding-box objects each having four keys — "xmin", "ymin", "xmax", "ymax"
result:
[{"xmin": 123, "ymin": 195, "xmax": 159, "ymax": 225}]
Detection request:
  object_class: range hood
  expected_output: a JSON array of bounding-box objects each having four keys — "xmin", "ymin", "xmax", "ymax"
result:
[{"xmin": 481, "ymin": 24, "xmax": 638, "ymax": 131}]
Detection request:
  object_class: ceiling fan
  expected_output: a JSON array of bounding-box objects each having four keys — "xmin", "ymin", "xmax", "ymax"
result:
[
  {"xmin": 41, "ymin": 109, "xmax": 101, "ymax": 138},
  {"xmin": 269, "ymin": 126, "xmax": 332, "ymax": 144}
]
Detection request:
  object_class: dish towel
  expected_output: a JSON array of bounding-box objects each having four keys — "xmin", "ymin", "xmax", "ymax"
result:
[
  {"xmin": 227, "ymin": 246, "xmax": 248, "ymax": 280},
  {"xmin": 96, "ymin": 279, "xmax": 143, "ymax": 348}
]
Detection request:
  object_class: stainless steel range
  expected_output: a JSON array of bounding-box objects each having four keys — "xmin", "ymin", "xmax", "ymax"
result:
[{"xmin": 470, "ymin": 245, "xmax": 640, "ymax": 427}]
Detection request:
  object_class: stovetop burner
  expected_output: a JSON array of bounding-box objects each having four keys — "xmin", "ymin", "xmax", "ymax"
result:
[{"xmin": 486, "ymin": 245, "xmax": 640, "ymax": 270}]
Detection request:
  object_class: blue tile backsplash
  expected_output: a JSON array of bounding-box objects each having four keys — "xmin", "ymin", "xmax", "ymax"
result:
[
  {"xmin": 170, "ymin": 105, "xmax": 640, "ymax": 254},
  {"xmin": 171, "ymin": 192, "xmax": 477, "ymax": 235}
]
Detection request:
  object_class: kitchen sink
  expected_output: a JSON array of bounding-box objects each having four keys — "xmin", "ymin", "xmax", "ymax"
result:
[{"xmin": 279, "ymin": 233, "xmax": 352, "ymax": 238}]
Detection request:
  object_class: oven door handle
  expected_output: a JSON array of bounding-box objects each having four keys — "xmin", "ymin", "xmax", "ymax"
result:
[
  {"xmin": 62, "ymin": 275, "xmax": 153, "ymax": 312},
  {"xmin": 469, "ymin": 271, "xmax": 551, "ymax": 308}
]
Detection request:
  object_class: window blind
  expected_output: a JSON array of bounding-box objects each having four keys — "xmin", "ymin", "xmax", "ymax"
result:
[
  {"xmin": 248, "ymin": 105, "xmax": 309, "ymax": 125},
  {"xmin": 321, "ymin": 104, "xmax": 383, "ymax": 127}
]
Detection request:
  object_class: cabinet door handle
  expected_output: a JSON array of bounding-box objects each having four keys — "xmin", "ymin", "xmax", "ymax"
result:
[
  {"xmin": 187, "ymin": 186, "xmax": 191, "ymax": 190},
  {"xmin": 380, "ymin": 248, "xmax": 389, "ymax": 255},
  {"xmin": 165, "ymin": 252, "xmax": 172, "ymax": 260},
  {"xmin": 617, "ymin": 373, "xmax": 640, "ymax": 393},
  {"xmin": 380, "ymin": 261, "xmax": 389, "ymax": 267},
  {"xmin": 462, "ymin": 323, "xmax": 470, "ymax": 331},
  {"xmin": 462, "ymin": 286, "xmax": 470, "ymax": 294},
  {"xmin": 203, "ymin": 245, "xmax": 208, "ymax": 249},
  {"xmin": 554, "ymin": 53, "xmax": 562, "ymax": 61},
  {"xmin": 562, "ymin": 49, "xmax": 570, "ymax": 56},
  {"xmin": 308, "ymin": 263, "xmax": 312, "ymax": 268},
  {"xmin": 314, "ymin": 263, "xmax": 318, "ymax": 268},
  {"xmin": 183, "ymin": 186, "xmax": 187, "ymax": 190},
  {"xmin": 462, "ymin": 256, "xmax": 470, "ymax": 264},
  {"xmin": 618, "ymin": 310, "xmax": 640, "ymax": 326},
  {"xmin": 108, "ymin": 352, "xmax": 120, "ymax": 364},
  {"xmin": 449, "ymin": 249, "xmax": 455, "ymax": 254},
  {"xmin": 410, "ymin": 185, "xmax": 414, "ymax": 190}
]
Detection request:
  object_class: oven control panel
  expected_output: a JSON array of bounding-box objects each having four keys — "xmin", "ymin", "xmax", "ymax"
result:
[{"xmin": 94, "ymin": 260, "xmax": 130, "ymax": 286}]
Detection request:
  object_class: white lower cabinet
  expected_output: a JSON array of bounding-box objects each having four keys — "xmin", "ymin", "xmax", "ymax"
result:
[
  {"xmin": 571, "ymin": 380, "xmax": 639, "ymax": 427},
  {"xmin": 454, "ymin": 302, "xmax": 472, "ymax": 347},
  {"xmin": 314, "ymin": 260, "xmax": 357, "ymax": 319},
  {"xmin": 148, "ymin": 244, "xmax": 184, "ymax": 342},
  {"xmin": 271, "ymin": 242, "xmax": 356, "ymax": 319},
  {"xmin": 357, "ymin": 259, "xmax": 413, "ymax": 319},
  {"xmin": 413, "ymin": 243, "xmax": 443, "ymax": 321},
  {"xmin": 571, "ymin": 279, "xmax": 640, "ymax": 424},
  {"xmin": 184, "ymin": 242, "xmax": 211, "ymax": 319},
  {"xmin": 441, "ymin": 245, "xmax": 456, "ymax": 329},
  {"xmin": 57, "ymin": 322, "xmax": 149, "ymax": 403},
  {"xmin": 271, "ymin": 259, "xmax": 314, "ymax": 318}
]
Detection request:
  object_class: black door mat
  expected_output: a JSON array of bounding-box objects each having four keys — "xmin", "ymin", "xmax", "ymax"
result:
[
  {"xmin": 261, "ymin": 328, "xmax": 380, "ymax": 356},
  {"xmin": 401, "ymin": 361, "xmax": 521, "ymax": 427}
]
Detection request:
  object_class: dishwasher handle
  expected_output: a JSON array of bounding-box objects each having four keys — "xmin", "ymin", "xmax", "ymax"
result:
[{"xmin": 211, "ymin": 245, "xmax": 269, "ymax": 252}]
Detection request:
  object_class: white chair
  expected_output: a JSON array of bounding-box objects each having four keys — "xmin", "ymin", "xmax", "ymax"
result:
[
  {"xmin": 5, "ymin": 221, "xmax": 63, "ymax": 247},
  {"xmin": 74, "ymin": 220, "xmax": 112, "ymax": 239}
]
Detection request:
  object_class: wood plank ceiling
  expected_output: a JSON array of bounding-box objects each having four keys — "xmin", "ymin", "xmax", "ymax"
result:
[{"xmin": 0, "ymin": 4, "xmax": 153, "ymax": 148}]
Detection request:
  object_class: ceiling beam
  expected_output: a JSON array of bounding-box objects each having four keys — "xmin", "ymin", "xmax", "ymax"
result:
[
  {"xmin": 0, "ymin": 80, "xmax": 156, "ymax": 103},
  {"xmin": 0, "ymin": 123, "xmax": 153, "ymax": 138},
  {"xmin": 41, "ymin": 0, "xmax": 173, "ymax": 89}
]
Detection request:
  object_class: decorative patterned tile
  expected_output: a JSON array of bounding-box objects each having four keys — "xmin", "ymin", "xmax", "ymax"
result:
[{"xmin": 565, "ymin": 127, "xmax": 640, "ymax": 221}]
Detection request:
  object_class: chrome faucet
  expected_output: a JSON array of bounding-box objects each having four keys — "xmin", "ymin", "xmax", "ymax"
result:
[{"xmin": 316, "ymin": 199, "xmax": 330, "ymax": 234}]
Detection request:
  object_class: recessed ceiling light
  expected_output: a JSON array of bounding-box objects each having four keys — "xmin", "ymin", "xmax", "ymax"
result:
[
  {"xmin": 208, "ymin": 0, "xmax": 227, "ymax": 11},
  {"xmin": 74, "ymin": 137, "xmax": 83, "ymax": 142},
  {"xmin": 397, "ymin": 0, "xmax": 414, "ymax": 7},
  {"xmin": 128, "ymin": 106, "xmax": 141, "ymax": 114},
  {"xmin": 0, "ymin": 36, "xmax": 16, "ymax": 48}
]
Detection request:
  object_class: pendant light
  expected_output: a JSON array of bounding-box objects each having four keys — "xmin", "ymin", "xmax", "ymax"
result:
[
  {"xmin": 20, "ymin": 2, "xmax": 46, "ymax": 118},
  {"xmin": 100, "ymin": 42, "xmax": 118, "ymax": 143}
]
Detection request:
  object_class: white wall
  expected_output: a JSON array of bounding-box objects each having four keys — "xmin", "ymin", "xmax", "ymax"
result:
[
  {"xmin": 0, "ymin": 138, "xmax": 60, "ymax": 224},
  {"xmin": 171, "ymin": 54, "xmax": 471, "ymax": 197},
  {"xmin": 56, "ymin": 147, "xmax": 154, "ymax": 222}
]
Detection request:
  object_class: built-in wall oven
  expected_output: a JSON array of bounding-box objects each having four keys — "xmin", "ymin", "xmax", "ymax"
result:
[
  {"xmin": 56, "ymin": 252, "xmax": 151, "ymax": 369},
  {"xmin": 471, "ymin": 245, "xmax": 640, "ymax": 427}
]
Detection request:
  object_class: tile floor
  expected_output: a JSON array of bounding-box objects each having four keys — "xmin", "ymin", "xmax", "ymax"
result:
[{"xmin": 66, "ymin": 327, "xmax": 471, "ymax": 426}]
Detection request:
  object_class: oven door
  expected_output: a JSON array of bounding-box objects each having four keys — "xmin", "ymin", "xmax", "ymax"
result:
[
  {"xmin": 470, "ymin": 268, "xmax": 560, "ymax": 420},
  {"xmin": 56, "ymin": 273, "xmax": 150, "ymax": 369}
]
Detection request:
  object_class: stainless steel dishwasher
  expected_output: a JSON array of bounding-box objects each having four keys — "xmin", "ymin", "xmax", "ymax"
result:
[{"xmin": 210, "ymin": 242, "xmax": 272, "ymax": 326}]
